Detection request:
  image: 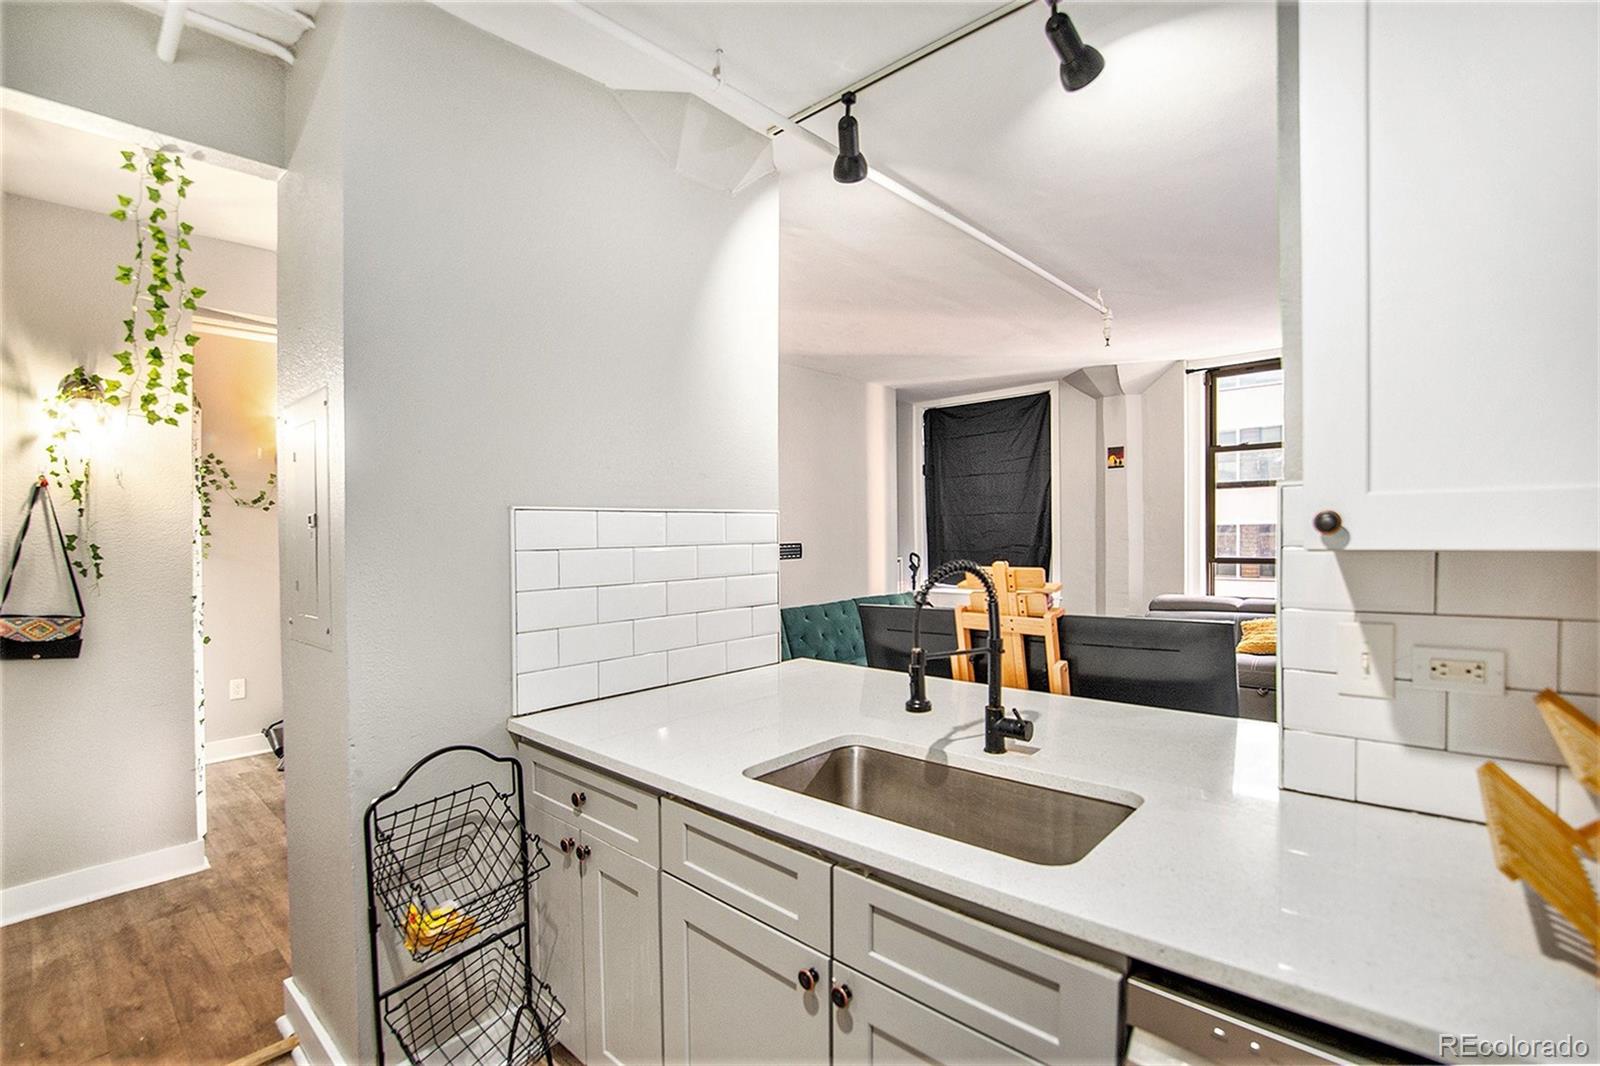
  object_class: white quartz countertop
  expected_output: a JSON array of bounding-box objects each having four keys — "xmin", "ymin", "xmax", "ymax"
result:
[{"xmin": 507, "ymin": 659, "xmax": 1598, "ymax": 1061}]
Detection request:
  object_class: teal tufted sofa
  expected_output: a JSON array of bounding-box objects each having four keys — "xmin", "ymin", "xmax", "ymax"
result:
[{"xmin": 779, "ymin": 592, "xmax": 916, "ymax": 665}]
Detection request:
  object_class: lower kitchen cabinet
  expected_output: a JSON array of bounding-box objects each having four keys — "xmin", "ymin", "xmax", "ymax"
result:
[
  {"xmin": 660, "ymin": 873, "xmax": 831, "ymax": 1064},
  {"xmin": 582, "ymin": 836, "xmax": 664, "ymax": 1066},
  {"xmin": 832, "ymin": 965, "xmax": 1039, "ymax": 1066},
  {"xmin": 531, "ymin": 810, "xmax": 589, "ymax": 1063}
]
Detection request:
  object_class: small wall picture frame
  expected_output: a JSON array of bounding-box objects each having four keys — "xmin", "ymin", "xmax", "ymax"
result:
[{"xmin": 1106, "ymin": 446, "xmax": 1125, "ymax": 469}]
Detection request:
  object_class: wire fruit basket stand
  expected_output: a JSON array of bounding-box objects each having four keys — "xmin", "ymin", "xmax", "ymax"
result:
[{"xmin": 365, "ymin": 745, "xmax": 564, "ymax": 1065}]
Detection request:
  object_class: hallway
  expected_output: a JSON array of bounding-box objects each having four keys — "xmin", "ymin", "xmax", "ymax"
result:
[{"xmin": 1, "ymin": 756, "xmax": 289, "ymax": 1064}]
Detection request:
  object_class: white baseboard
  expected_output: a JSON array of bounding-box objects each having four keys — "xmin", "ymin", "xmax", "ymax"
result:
[
  {"xmin": 276, "ymin": 1014, "xmax": 311, "ymax": 1066},
  {"xmin": 1, "ymin": 838, "xmax": 208, "ymax": 926},
  {"xmin": 205, "ymin": 732, "xmax": 274, "ymax": 764},
  {"xmin": 284, "ymin": 976, "xmax": 353, "ymax": 1065}
]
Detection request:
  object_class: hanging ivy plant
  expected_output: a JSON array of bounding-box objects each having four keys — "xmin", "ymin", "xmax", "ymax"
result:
[{"xmin": 41, "ymin": 147, "xmax": 276, "ymax": 581}]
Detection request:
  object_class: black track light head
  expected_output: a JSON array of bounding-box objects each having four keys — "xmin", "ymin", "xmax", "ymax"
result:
[
  {"xmin": 1045, "ymin": 2, "xmax": 1104, "ymax": 92},
  {"xmin": 833, "ymin": 91, "xmax": 869, "ymax": 184}
]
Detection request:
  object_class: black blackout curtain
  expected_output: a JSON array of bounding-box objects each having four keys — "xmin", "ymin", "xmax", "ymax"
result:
[{"xmin": 923, "ymin": 392, "xmax": 1052, "ymax": 579}]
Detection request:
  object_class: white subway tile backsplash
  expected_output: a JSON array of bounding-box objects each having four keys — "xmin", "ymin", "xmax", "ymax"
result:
[
  {"xmin": 513, "ymin": 508, "xmax": 779, "ymax": 711},
  {"xmin": 635, "ymin": 546, "xmax": 698, "ymax": 583},
  {"xmin": 598, "ymin": 653, "xmax": 668, "ymax": 698},
  {"xmin": 517, "ymin": 664, "xmax": 597, "ymax": 713},
  {"xmin": 1281, "ymin": 730, "xmax": 1355, "ymax": 800},
  {"xmin": 597, "ymin": 583, "xmax": 666, "ymax": 623},
  {"xmin": 515, "ymin": 630, "xmax": 559, "ymax": 673},
  {"xmin": 1280, "ymin": 547, "xmax": 1435, "ymax": 613},
  {"xmin": 752, "ymin": 543, "xmax": 780, "ymax": 574},
  {"xmin": 1556, "ymin": 768, "xmax": 1600, "ymax": 825},
  {"xmin": 1282, "ymin": 671, "xmax": 1445, "ymax": 748},
  {"xmin": 1435, "ymin": 552, "xmax": 1598, "ymax": 621},
  {"xmin": 667, "ymin": 512, "xmax": 724, "ymax": 546},
  {"xmin": 516, "ymin": 588, "xmax": 597, "ymax": 632},
  {"xmin": 1355, "ymin": 740, "xmax": 1557, "ymax": 822},
  {"xmin": 558, "ymin": 621, "xmax": 633, "ymax": 666},
  {"xmin": 726, "ymin": 573, "xmax": 779, "ymax": 608},
  {"xmin": 698, "ymin": 544, "xmax": 752, "ymax": 577},
  {"xmin": 1279, "ymin": 528, "xmax": 1593, "ymax": 821},
  {"xmin": 634, "ymin": 614, "xmax": 699, "ymax": 654},
  {"xmin": 1446, "ymin": 690, "xmax": 1598, "ymax": 764},
  {"xmin": 514, "ymin": 551, "xmax": 559, "ymax": 591},
  {"xmin": 1559, "ymin": 621, "xmax": 1598, "ymax": 695},
  {"xmin": 1279, "ymin": 608, "xmax": 1557, "ymax": 689},
  {"xmin": 515, "ymin": 509, "xmax": 597, "ymax": 550},
  {"xmin": 669, "ymin": 642, "xmax": 726, "ymax": 683},
  {"xmin": 726, "ymin": 634, "xmax": 780, "ymax": 671},
  {"xmin": 725, "ymin": 512, "xmax": 779, "ymax": 543},
  {"xmin": 668, "ymin": 577, "xmax": 725, "ymax": 615},
  {"xmin": 597, "ymin": 511, "xmax": 666, "ymax": 548},
  {"xmin": 697, "ymin": 608, "xmax": 751, "ymax": 644},
  {"xmin": 559, "ymin": 548, "xmax": 633, "ymax": 587}
]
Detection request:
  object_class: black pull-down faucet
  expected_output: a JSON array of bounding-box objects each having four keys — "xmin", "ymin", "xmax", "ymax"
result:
[{"xmin": 905, "ymin": 559, "xmax": 1035, "ymax": 754}]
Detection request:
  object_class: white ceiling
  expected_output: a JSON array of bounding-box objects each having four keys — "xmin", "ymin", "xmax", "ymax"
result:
[
  {"xmin": 1, "ymin": 106, "xmax": 279, "ymax": 250},
  {"xmin": 446, "ymin": 1, "xmax": 1282, "ymax": 393},
  {"xmin": 783, "ymin": 1, "xmax": 1281, "ymax": 390}
]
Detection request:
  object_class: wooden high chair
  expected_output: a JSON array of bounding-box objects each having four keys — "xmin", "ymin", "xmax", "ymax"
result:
[{"xmin": 949, "ymin": 561, "xmax": 1071, "ymax": 696}]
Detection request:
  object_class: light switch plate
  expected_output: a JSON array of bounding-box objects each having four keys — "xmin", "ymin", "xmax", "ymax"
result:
[
  {"xmin": 1337, "ymin": 621, "xmax": 1395, "ymax": 698},
  {"xmin": 228, "ymin": 678, "xmax": 247, "ymax": 701},
  {"xmin": 1410, "ymin": 646, "xmax": 1506, "ymax": 695}
]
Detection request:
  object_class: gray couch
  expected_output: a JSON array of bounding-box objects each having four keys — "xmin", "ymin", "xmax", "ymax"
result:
[{"xmin": 1147, "ymin": 595, "xmax": 1277, "ymax": 721}]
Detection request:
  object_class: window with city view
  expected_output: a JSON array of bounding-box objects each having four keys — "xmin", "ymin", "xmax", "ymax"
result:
[{"xmin": 1205, "ymin": 361, "xmax": 1283, "ymax": 596}]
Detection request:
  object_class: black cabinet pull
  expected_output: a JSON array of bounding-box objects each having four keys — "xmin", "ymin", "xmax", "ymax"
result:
[
  {"xmin": 571, "ymin": 790, "xmax": 587, "ymax": 809},
  {"xmin": 558, "ymin": 836, "xmax": 576, "ymax": 854},
  {"xmin": 797, "ymin": 967, "xmax": 818, "ymax": 992},
  {"xmin": 830, "ymin": 983, "xmax": 852, "ymax": 1009},
  {"xmin": 575, "ymin": 844, "xmax": 592, "ymax": 861},
  {"xmin": 1313, "ymin": 510, "xmax": 1342, "ymax": 534}
]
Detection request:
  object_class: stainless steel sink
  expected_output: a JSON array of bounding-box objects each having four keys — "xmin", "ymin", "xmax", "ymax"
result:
[{"xmin": 751, "ymin": 745, "xmax": 1135, "ymax": 865}]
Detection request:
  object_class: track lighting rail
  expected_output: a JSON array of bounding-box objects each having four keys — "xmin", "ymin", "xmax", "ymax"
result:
[
  {"xmin": 785, "ymin": 0, "xmax": 1037, "ymax": 127},
  {"xmin": 555, "ymin": 0, "xmax": 1113, "ymax": 322}
]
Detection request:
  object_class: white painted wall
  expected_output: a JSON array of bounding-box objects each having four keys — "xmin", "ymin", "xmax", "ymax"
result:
[
  {"xmin": 779, "ymin": 364, "xmax": 895, "ymax": 605},
  {"xmin": 0, "ymin": 194, "xmax": 274, "ymax": 898},
  {"xmin": 194, "ymin": 334, "xmax": 281, "ymax": 745},
  {"xmin": 0, "ymin": 1, "xmax": 287, "ymax": 167},
  {"xmin": 278, "ymin": 5, "xmax": 779, "ymax": 1057}
]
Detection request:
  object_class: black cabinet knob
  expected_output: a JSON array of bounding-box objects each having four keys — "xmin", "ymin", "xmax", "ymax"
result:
[
  {"xmin": 830, "ymin": 983, "xmax": 852, "ymax": 1009},
  {"xmin": 571, "ymin": 790, "xmax": 587, "ymax": 809},
  {"xmin": 1313, "ymin": 510, "xmax": 1343, "ymax": 534},
  {"xmin": 575, "ymin": 844, "xmax": 592, "ymax": 861},
  {"xmin": 797, "ymin": 967, "xmax": 818, "ymax": 991},
  {"xmin": 558, "ymin": 836, "xmax": 576, "ymax": 854}
]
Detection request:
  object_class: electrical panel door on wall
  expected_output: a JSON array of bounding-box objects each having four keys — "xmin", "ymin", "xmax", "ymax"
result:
[{"xmin": 281, "ymin": 387, "xmax": 333, "ymax": 650}]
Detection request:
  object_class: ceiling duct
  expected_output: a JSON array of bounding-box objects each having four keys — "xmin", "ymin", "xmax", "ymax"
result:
[{"xmin": 612, "ymin": 90, "xmax": 775, "ymax": 196}]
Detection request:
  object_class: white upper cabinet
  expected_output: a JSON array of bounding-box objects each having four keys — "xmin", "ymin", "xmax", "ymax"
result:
[{"xmin": 1298, "ymin": 1, "xmax": 1597, "ymax": 550}]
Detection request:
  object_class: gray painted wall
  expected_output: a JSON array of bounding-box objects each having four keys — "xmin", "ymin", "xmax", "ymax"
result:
[
  {"xmin": 1, "ymin": 194, "xmax": 274, "ymax": 891},
  {"xmin": 1277, "ymin": 1, "xmax": 1301, "ymax": 479},
  {"xmin": 1, "ymin": 1, "xmax": 287, "ymax": 167},
  {"xmin": 779, "ymin": 363, "xmax": 895, "ymax": 604},
  {"xmin": 278, "ymin": 5, "xmax": 779, "ymax": 1056}
]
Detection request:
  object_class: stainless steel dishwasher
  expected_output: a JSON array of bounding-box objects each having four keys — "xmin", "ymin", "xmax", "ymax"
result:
[{"xmin": 1125, "ymin": 974, "xmax": 1393, "ymax": 1065}]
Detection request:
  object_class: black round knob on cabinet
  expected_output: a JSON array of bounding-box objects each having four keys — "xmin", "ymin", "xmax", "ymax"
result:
[
  {"xmin": 830, "ymin": 983, "xmax": 852, "ymax": 1009},
  {"xmin": 797, "ymin": 967, "xmax": 819, "ymax": 992},
  {"xmin": 558, "ymin": 836, "xmax": 576, "ymax": 854},
  {"xmin": 575, "ymin": 844, "xmax": 592, "ymax": 861},
  {"xmin": 571, "ymin": 790, "xmax": 587, "ymax": 809},
  {"xmin": 1313, "ymin": 510, "xmax": 1343, "ymax": 534}
]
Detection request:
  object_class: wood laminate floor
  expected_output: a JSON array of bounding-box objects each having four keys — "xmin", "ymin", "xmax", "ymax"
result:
[{"xmin": 1, "ymin": 755, "xmax": 291, "ymax": 1065}]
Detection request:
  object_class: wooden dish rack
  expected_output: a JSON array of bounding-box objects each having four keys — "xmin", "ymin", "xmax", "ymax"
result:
[{"xmin": 1477, "ymin": 690, "xmax": 1600, "ymax": 952}]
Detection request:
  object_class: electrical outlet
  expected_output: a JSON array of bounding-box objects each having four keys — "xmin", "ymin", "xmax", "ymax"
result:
[
  {"xmin": 1337, "ymin": 621, "xmax": 1395, "ymax": 698},
  {"xmin": 228, "ymin": 678, "xmax": 247, "ymax": 700},
  {"xmin": 1410, "ymin": 646, "xmax": 1505, "ymax": 695}
]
